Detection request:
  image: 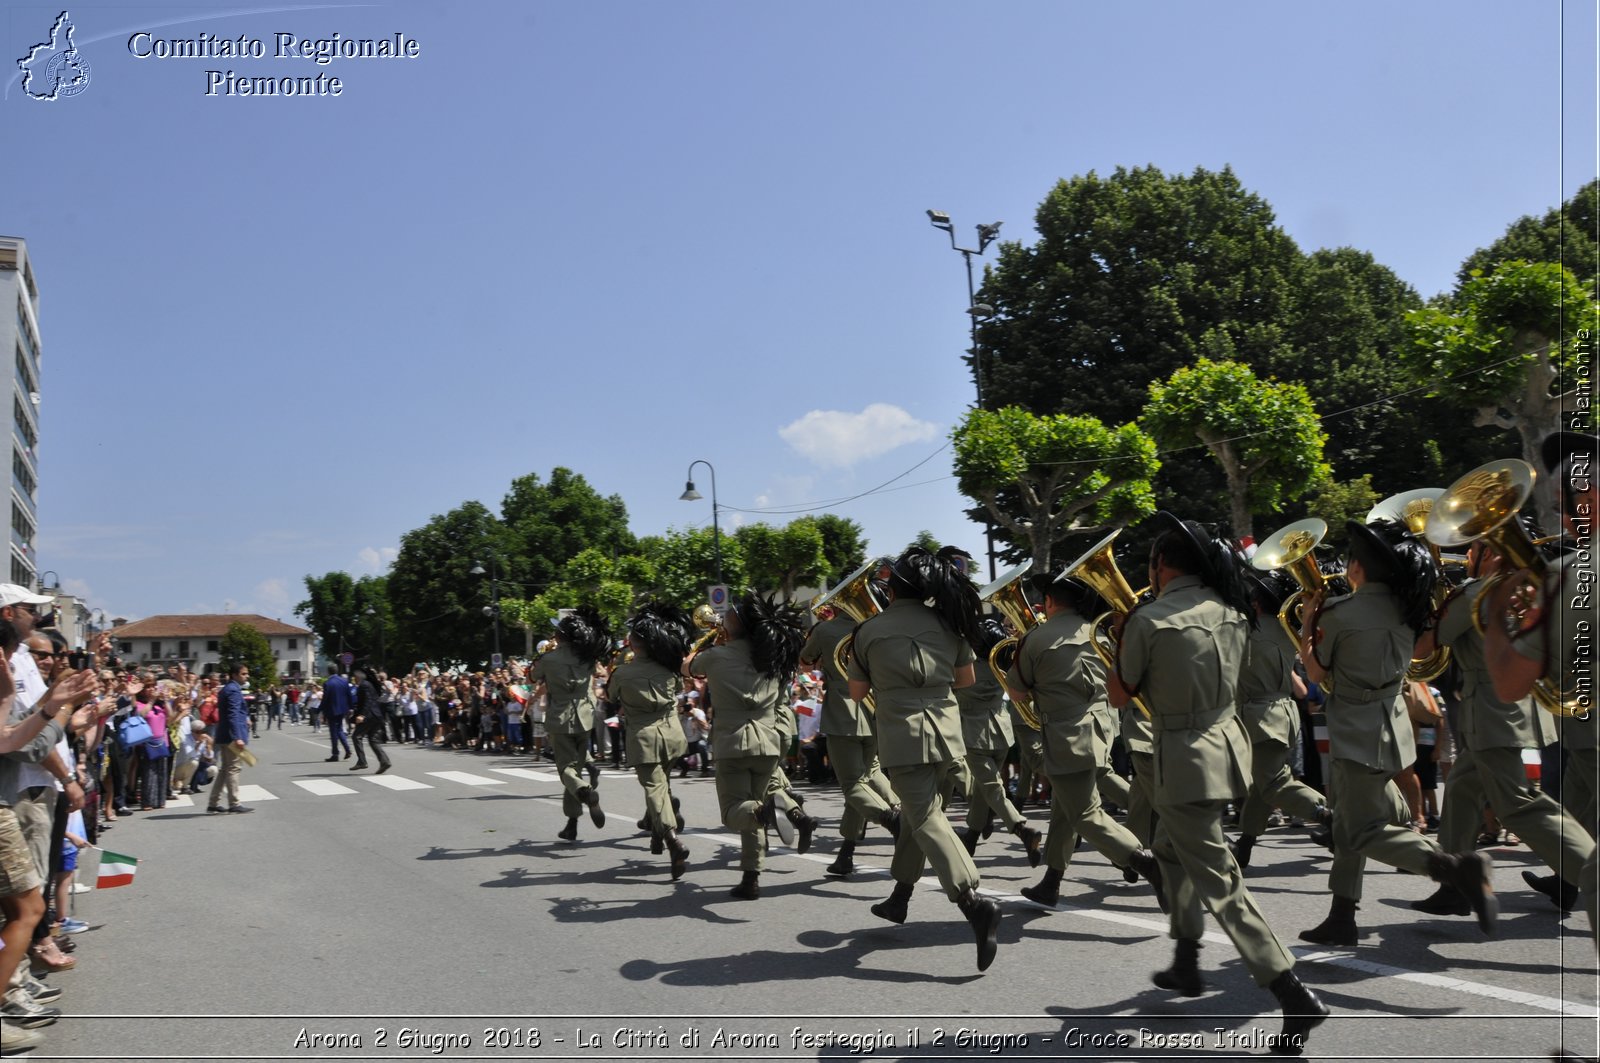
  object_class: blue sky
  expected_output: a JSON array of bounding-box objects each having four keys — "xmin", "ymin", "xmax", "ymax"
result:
[{"xmin": 5, "ymin": 0, "xmax": 1595, "ymax": 624}]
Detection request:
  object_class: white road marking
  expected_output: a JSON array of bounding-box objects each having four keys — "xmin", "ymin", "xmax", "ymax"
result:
[
  {"xmin": 426, "ymin": 771, "xmax": 506, "ymax": 787},
  {"xmin": 491, "ymin": 767, "xmax": 559, "ymax": 783},
  {"xmin": 235, "ymin": 784, "xmax": 277, "ymax": 802},
  {"xmin": 294, "ymin": 779, "xmax": 357, "ymax": 796},
  {"xmin": 363, "ymin": 775, "xmax": 433, "ymax": 791}
]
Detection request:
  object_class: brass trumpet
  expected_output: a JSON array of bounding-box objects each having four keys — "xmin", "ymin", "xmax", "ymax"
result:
[
  {"xmin": 1367, "ymin": 488, "xmax": 1452, "ymax": 682},
  {"xmin": 1425, "ymin": 459, "xmax": 1583, "ymax": 717},
  {"xmin": 978, "ymin": 561, "xmax": 1042, "ymax": 730},
  {"xmin": 687, "ymin": 603, "xmax": 724, "ymax": 657},
  {"xmin": 813, "ymin": 558, "xmax": 885, "ymax": 713}
]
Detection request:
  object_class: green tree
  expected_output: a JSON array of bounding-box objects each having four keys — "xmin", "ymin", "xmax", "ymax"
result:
[
  {"xmin": 976, "ymin": 165, "xmax": 1301, "ymax": 425},
  {"xmin": 1142, "ymin": 359, "xmax": 1328, "ymax": 539},
  {"xmin": 952, "ymin": 407, "xmax": 1159, "ymax": 572},
  {"xmin": 812, "ymin": 514, "xmax": 868, "ymax": 587},
  {"xmin": 735, "ymin": 519, "xmax": 828, "ymax": 601},
  {"xmin": 635, "ymin": 527, "xmax": 746, "ymax": 607},
  {"xmin": 500, "ymin": 468, "xmax": 635, "ymax": 598},
  {"xmin": 219, "ymin": 622, "xmax": 277, "ymax": 684},
  {"xmin": 1302, "ymin": 473, "xmax": 1381, "ymax": 535},
  {"xmin": 385, "ymin": 501, "xmax": 504, "ymax": 667},
  {"xmin": 1457, "ymin": 180, "xmax": 1598, "ymax": 293},
  {"xmin": 297, "ymin": 573, "xmax": 391, "ymax": 670},
  {"xmin": 910, "ymin": 530, "xmax": 943, "ymax": 553},
  {"xmin": 1404, "ymin": 260, "xmax": 1598, "ymax": 528}
]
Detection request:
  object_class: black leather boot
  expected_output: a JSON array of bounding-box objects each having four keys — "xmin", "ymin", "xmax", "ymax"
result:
[
  {"xmin": 586, "ymin": 761, "xmax": 601, "ymax": 788},
  {"xmin": 955, "ymin": 887, "xmax": 1001, "ymax": 972},
  {"xmin": 1151, "ymin": 938, "xmax": 1205, "ymax": 997},
  {"xmin": 871, "ymin": 881, "xmax": 915, "ymax": 924},
  {"xmin": 664, "ymin": 829, "xmax": 689, "ymax": 881},
  {"xmin": 1014, "ymin": 824, "xmax": 1043, "ymax": 868},
  {"xmin": 1307, "ymin": 804, "xmax": 1334, "ymax": 852},
  {"xmin": 981, "ymin": 807, "xmax": 996, "ymax": 839},
  {"xmin": 786, "ymin": 807, "xmax": 820, "ymax": 854},
  {"xmin": 1411, "ymin": 883, "xmax": 1471, "ymax": 915},
  {"xmin": 1266, "ymin": 968, "xmax": 1329, "ymax": 1056},
  {"xmin": 1523, "ymin": 869, "xmax": 1579, "ymax": 913},
  {"xmin": 1125, "ymin": 849, "xmax": 1167, "ymax": 913},
  {"xmin": 759, "ymin": 795, "xmax": 796, "ymax": 846},
  {"xmin": 578, "ymin": 786, "xmax": 605, "ymax": 828},
  {"xmin": 671, "ymin": 794, "xmax": 685, "ymax": 831},
  {"xmin": 960, "ymin": 827, "xmax": 980, "ymax": 857},
  {"xmin": 729, "ymin": 869, "xmax": 759, "ymax": 900},
  {"xmin": 825, "ymin": 839, "xmax": 856, "ymax": 878},
  {"xmin": 879, "ymin": 806, "xmax": 902, "ymax": 840},
  {"xmin": 557, "ymin": 817, "xmax": 579, "ymax": 842},
  {"xmin": 1020, "ymin": 866, "xmax": 1063, "ymax": 908},
  {"xmin": 649, "ymin": 831, "xmax": 665, "ymax": 855},
  {"xmin": 1230, "ymin": 833, "xmax": 1256, "ymax": 869},
  {"xmin": 1427, "ymin": 850, "xmax": 1497, "ymax": 935},
  {"xmin": 1299, "ymin": 894, "xmax": 1358, "ymax": 946}
]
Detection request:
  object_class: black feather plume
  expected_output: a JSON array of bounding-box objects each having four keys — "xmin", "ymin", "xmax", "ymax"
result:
[
  {"xmin": 556, "ymin": 606, "xmax": 612, "ymax": 667},
  {"xmin": 627, "ymin": 602, "xmax": 693, "ymax": 673},
  {"xmin": 737, "ymin": 593, "xmax": 806, "ymax": 684}
]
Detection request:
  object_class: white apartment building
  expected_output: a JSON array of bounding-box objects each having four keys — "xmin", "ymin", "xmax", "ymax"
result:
[
  {"xmin": 0, "ymin": 238, "xmax": 41, "ymax": 588},
  {"xmin": 109, "ymin": 614, "xmax": 316, "ymax": 679}
]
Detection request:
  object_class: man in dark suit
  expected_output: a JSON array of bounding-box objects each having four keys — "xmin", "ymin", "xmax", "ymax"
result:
[
  {"xmin": 350, "ymin": 666, "xmax": 392, "ymax": 775},
  {"xmin": 206, "ymin": 663, "xmax": 254, "ymax": 814},
  {"xmin": 321, "ymin": 670, "xmax": 354, "ymax": 762}
]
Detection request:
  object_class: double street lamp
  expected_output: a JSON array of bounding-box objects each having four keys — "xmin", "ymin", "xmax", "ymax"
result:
[
  {"xmin": 470, "ymin": 558, "xmax": 503, "ymax": 663},
  {"xmin": 928, "ymin": 210, "xmax": 1003, "ymax": 580},
  {"xmin": 679, "ymin": 460, "xmax": 723, "ymax": 587}
]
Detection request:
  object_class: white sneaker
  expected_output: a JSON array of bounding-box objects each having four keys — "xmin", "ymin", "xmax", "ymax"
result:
[
  {"xmin": 70, "ymin": 883, "xmax": 91, "ymax": 894},
  {"xmin": 1, "ymin": 1018, "xmax": 45, "ymax": 1051}
]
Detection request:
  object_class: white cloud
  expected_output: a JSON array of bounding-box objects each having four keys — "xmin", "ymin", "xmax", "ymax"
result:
[
  {"xmin": 779, "ymin": 403, "xmax": 938, "ymax": 469},
  {"xmin": 356, "ymin": 546, "xmax": 398, "ymax": 571},
  {"xmin": 254, "ymin": 578, "xmax": 291, "ymax": 616}
]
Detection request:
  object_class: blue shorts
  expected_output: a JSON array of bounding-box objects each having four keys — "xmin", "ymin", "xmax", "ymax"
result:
[{"xmin": 60, "ymin": 840, "xmax": 78, "ymax": 874}]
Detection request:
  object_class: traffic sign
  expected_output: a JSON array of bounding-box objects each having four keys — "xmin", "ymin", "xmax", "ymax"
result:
[
  {"xmin": 708, "ymin": 584, "xmax": 730, "ymax": 615},
  {"xmin": 339, "ymin": 652, "xmax": 354, "ymax": 667},
  {"xmin": 491, "ymin": 653, "xmax": 503, "ymax": 669}
]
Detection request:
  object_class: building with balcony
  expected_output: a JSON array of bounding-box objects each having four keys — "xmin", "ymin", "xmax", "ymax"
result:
[
  {"xmin": 108, "ymin": 614, "xmax": 315, "ymax": 679},
  {"xmin": 0, "ymin": 238, "xmax": 41, "ymax": 588}
]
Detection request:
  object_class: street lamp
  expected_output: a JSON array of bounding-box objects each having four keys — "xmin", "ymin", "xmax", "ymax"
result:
[
  {"xmin": 928, "ymin": 210, "xmax": 1004, "ymax": 580},
  {"xmin": 470, "ymin": 559, "xmax": 502, "ymax": 664},
  {"xmin": 364, "ymin": 606, "xmax": 387, "ymax": 669},
  {"xmin": 36, "ymin": 570, "xmax": 59, "ymax": 592},
  {"xmin": 679, "ymin": 460, "xmax": 723, "ymax": 586}
]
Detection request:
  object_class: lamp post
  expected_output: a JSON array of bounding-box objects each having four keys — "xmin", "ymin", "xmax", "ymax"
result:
[
  {"xmin": 679, "ymin": 460, "xmax": 723, "ymax": 587},
  {"xmin": 470, "ymin": 559, "xmax": 503, "ymax": 664},
  {"xmin": 927, "ymin": 210, "xmax": 1003, "ymax": 579},
  {"xmin": 364, "ymin": 606, "xmax": 387, "ymax": 670}
]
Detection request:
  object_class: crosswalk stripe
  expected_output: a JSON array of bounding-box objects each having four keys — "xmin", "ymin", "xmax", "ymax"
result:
[
  {"xmin": 294, "ymin": 779, "xmax": 358, "ymax": 796},
  {"xmin": 364, "ymin": 775, "xmax": 432, "ymax": 791},
  {"xmin": 490, "ymin": 767, "xmax": 559, "ymax": 783},
  {"xmin": 166, "ymin": 794, "xmax": 194, "ymax": 807},
  {"xmin": 236, "ymin": 784, "xmax": 278, "ymax": 802},
  {"xmin": 425, "ymin": 771, "xmax": 506, "ymax": 787}
]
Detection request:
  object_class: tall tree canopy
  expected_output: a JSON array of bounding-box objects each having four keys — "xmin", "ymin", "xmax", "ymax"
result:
[
  {"xmin": 385, "ymin": 501, "xmax": 505, "ymax": 667},
  {"xmin": 952, "ymin": 407, "xmax": 1159, "ymax": 572},
  {"xmin": 501, "ymin": 467, "xmax": 635, "ymax": 598},
  {"xmin": 1457, "ymin": 179, "xmax": 1598, "ymax": 293},
  {"xmin": 296, "ymin": 573, "xmax": 391, "ymax": 672},
  {"xmin": 735, "ymin": 519, "xmax": 828, "ymax": 601},
  {"xmin": 1142, "ymin": 359, "xmax": 1328, "ymax": 538},
  {"xmin": 220, "ymin": 621, "xmax": 277, "ymax": 684}
]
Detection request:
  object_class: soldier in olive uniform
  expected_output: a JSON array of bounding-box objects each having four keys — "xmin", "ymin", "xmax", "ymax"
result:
[
  {"xmin": 684, "ymin": 593, "xmax": 806, "ymax": 900},
  {"xmin": 1485, "ymin": 431, "xmax": 1599, "ymax": 944},
  {"xmin": 613, "ymin": 603, "xmax": 694, "ymax": 880},
  {"xmin": 1411, "ymin": 535, "xmax": 1594, "ymax": 917},
  {"xmin": 761, "ymin": 697, "xmax": 821, "ymax": 853},
  {"xmin": 799, "ymin": 602, "xmax": 900, "ymax": 877},
  {"xmin": 1106, "ymin": 513, "xmax": 1326, "ymax": 1056},
  {"xmin": 531, "ymin": 608, "xmax": 611, "ymax": 841},
  {"xmin": 849, "ymin": 546, "xmax": 1002, "ymax": 972},
  {"xmin": 1010, "ymin": 698, "xmax": 1046, "ymax": 813},
  {"xmin": 1230, "ymin": 570, "xmax": 1326, "ymax": 868},
  {"xmin": 958, "ymin": 618, "xmax": 1032, "ymax": 855},
  {"xmin": 1297, "ymin": 519, "xmax": 1497, "ymax": 946},
  {"xmin": 1005, "ymin": 574, "xmax": 1159, "ymax": 908}
]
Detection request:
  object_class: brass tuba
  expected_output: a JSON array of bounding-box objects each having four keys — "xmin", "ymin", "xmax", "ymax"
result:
[
  {"xmin": 1425, "ymin": 459, "xmax": 1582, "ymax": 717},
  {"xmin": 813, "ymin": 558, "xmax": 885, "ymax": 712},
  {"xmin": 978, "ymin": 561, "xmax": 1042, "ymax": 730},
  {"xmin": 1068, "ymin": 530, "xmax": 1152, "ymax": 719},
  {"xmin": 687, "ymin": 603, "xmax": 724, "ymax": 657},
  {"xmin": 1251, "ymin": 518, "xmax": 1337, "ymax": 648},
  {"xmin": 1368, "ymin": 488, "xmax": 1452, "ymax": 682}
]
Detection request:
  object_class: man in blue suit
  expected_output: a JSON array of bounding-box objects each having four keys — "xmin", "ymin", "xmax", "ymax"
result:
[
  {"xmin": 206, "ymin": 663, "xmax": 254, "ymax": 814},
  {"xmin": 321, "ymin": 669, "xmax": 354, "ymax": 762}
]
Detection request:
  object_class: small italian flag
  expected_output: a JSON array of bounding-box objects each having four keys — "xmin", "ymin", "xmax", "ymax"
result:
[{"xmin": 96, "ymin": 850, "xmax": 138, "ymax": 890}]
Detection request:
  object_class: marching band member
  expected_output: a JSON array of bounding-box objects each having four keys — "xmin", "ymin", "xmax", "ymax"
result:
[
  {"xmin": 1297, "ymin": 518, "xmax": 1496, "ymax": 946},
  {"xmin": 1482, "ymin": 430, "xmax": 1598, "ymax": 943},
  {"xmin": 684, "ymin": 593, "xmax": 806, "ymax": 900},
  {"xmin": 799, "ymin": 602, "xmax": 900, "ymax": 878},
  {"xmin": 532, "ymin": 608, "xmax": 611, "ymax": 842},
  {"xmin": 613, "ymin": 603, "xmax": 694, "ymax": 880},
  {"xmin": 849, "ymin": 545, "xmax": 1001, "ymax": 972},
  {"xmin": 958, "ymin": 618, "xmax": 1032, "ymax": 857},
  {"xmin": 1005, "ymin": 573, "xmax": 1159, "ymax": 908},
  {"xmin": 1107, "ymin": 513, "xmax": 1326, "ymax": 1056}
]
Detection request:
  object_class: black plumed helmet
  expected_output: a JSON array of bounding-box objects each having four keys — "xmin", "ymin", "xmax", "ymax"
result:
[{"xmin": 555, "ymin": 606, "xmax": 612, "ymax": 667}]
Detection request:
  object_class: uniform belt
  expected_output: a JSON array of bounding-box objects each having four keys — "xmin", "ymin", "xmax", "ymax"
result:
[
  {"xmin": 1155, "ymin": 706, "xmax": 1233, "ymax": 731},
  {"xmin": 1340, "ymin": 681, "xmax": 1404, "ymax": 702}
]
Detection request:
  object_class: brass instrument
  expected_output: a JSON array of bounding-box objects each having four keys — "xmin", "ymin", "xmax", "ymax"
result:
[
  {"xmin": 1250, "ymin": 517, "xmax": 1337, "ymax": 650},
  {"xmin": 1425, "ymin": 458, "xmax": 1581, "ymax": 716},
  {"xmin": 1066, "ymin": 530, "xmax": 1152, "ymax": 719},
  {"xmin": 687, "ymin": 603, "xmax": 724, "ymax": 657},
  {"xmin": 812, "ymin": 558, "xmax": 885, "ymax": 712},
  {"xmin": 1368, "ymin": 488, "xmax": 1452, "ymax": 682},
  {"xmin": 978, "ymin": 561, "xmax": 1042, "ymax": 730}
]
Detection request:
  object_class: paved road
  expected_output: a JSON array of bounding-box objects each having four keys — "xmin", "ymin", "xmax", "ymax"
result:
[{"xmin": 33, "ymin": 725, "xmax": 1599, "ymax": 1061}]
